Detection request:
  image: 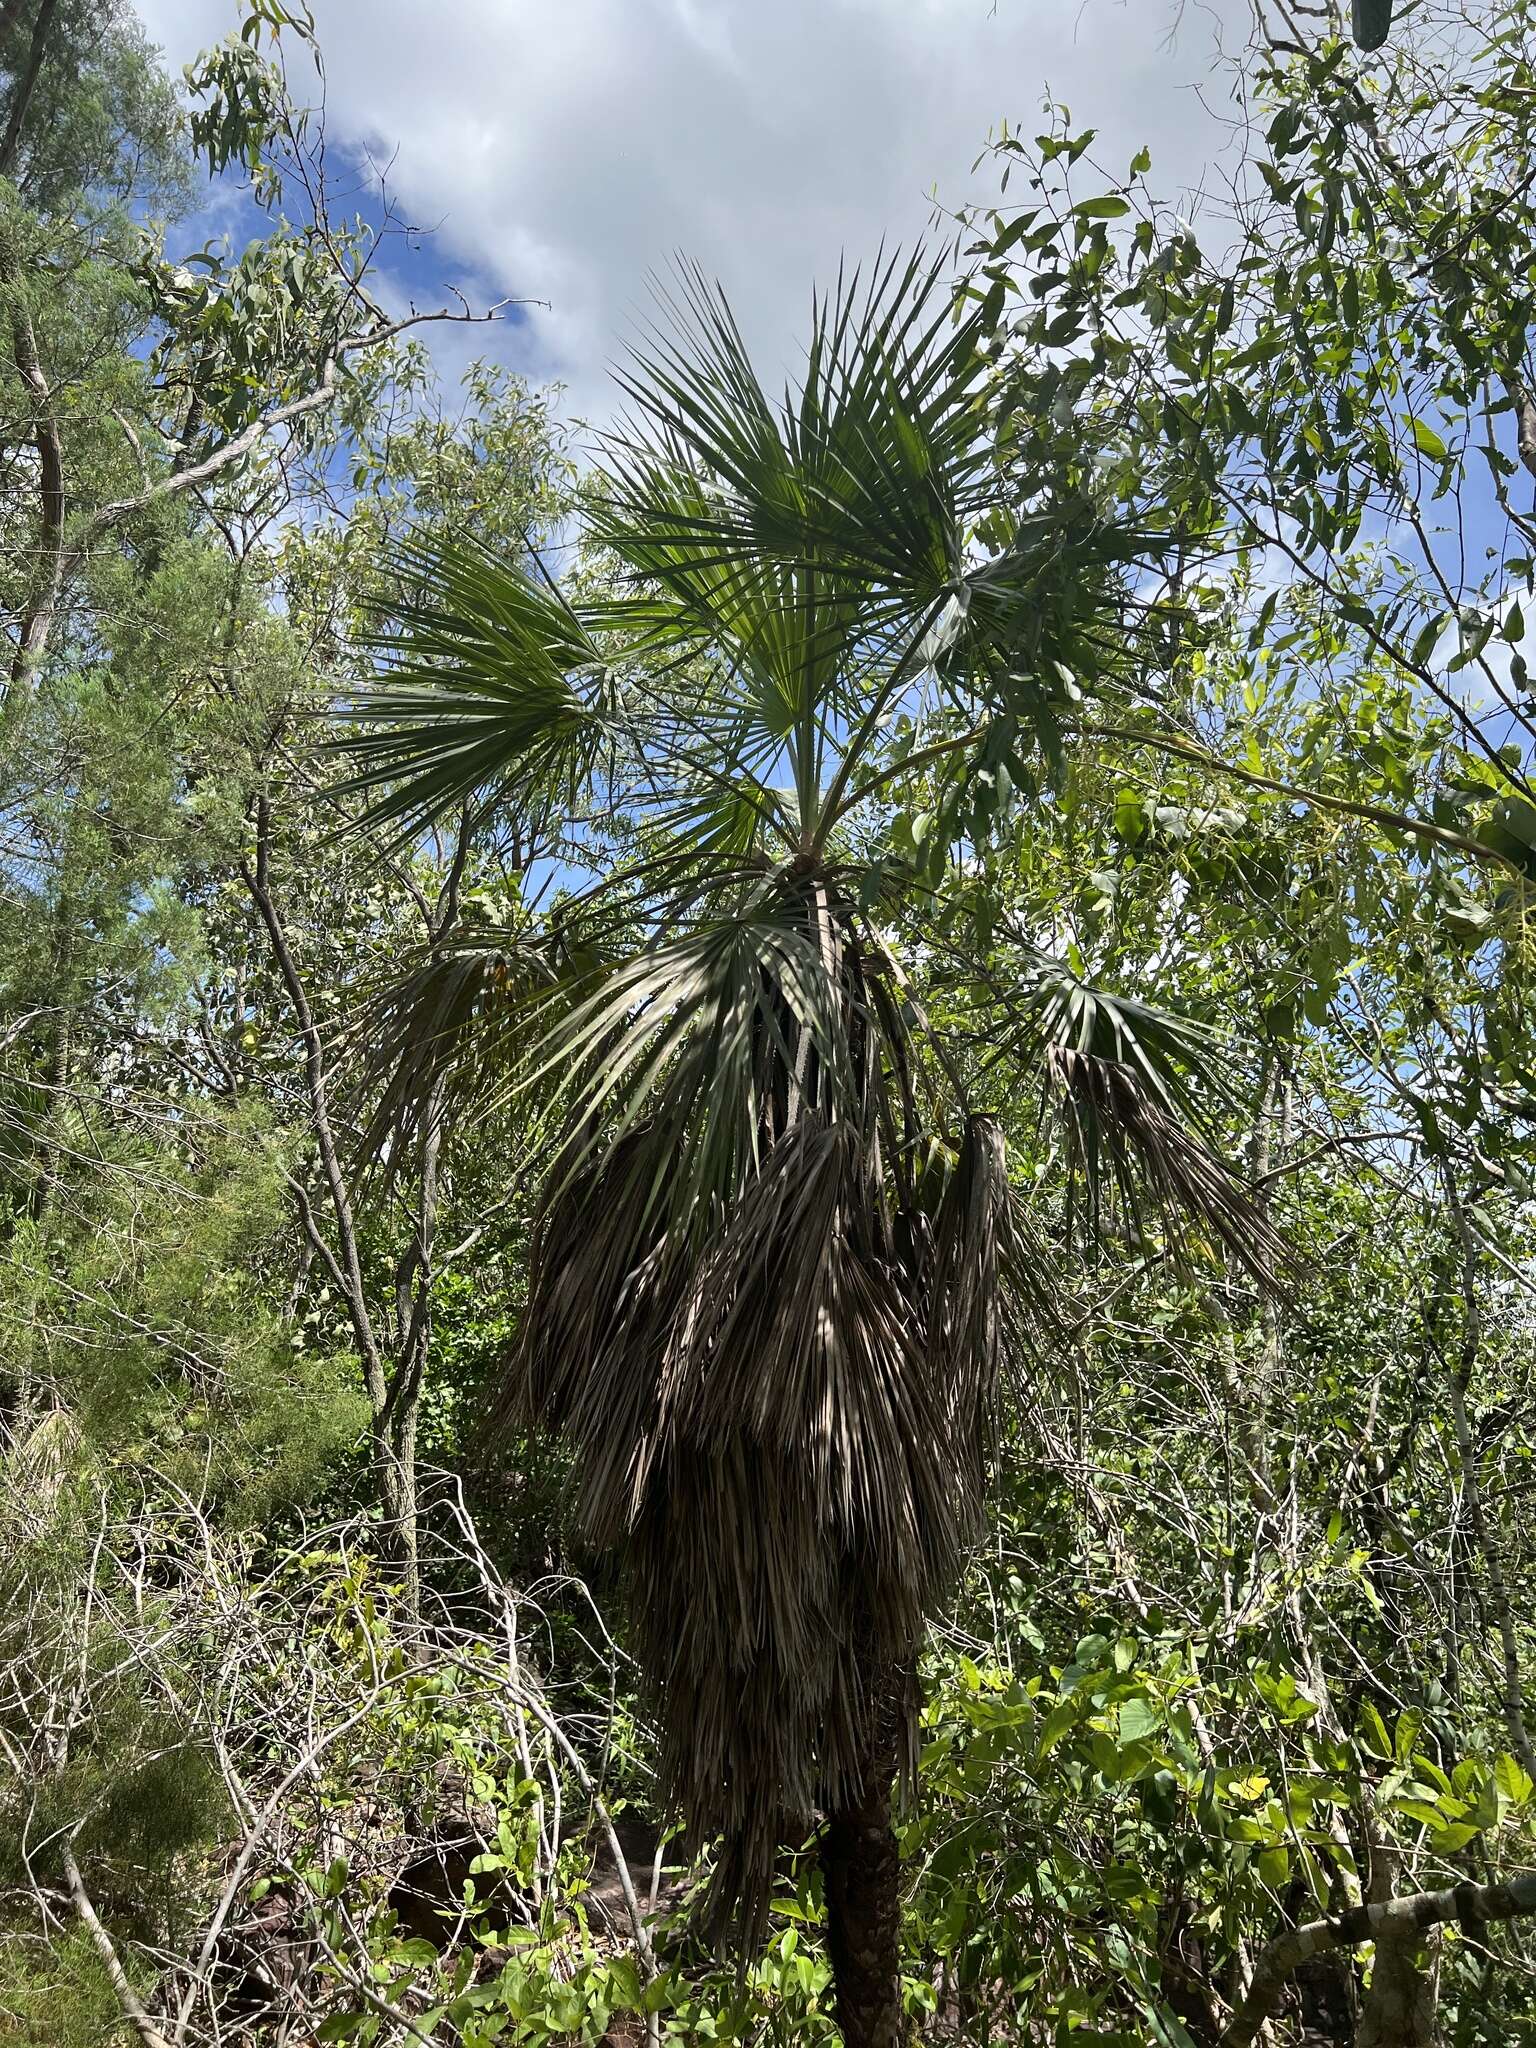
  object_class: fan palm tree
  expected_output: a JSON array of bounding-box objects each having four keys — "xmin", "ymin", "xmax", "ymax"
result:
[{"xmin": 335, "ymin": 254, "xmax": 1283, "ymax": 2048}]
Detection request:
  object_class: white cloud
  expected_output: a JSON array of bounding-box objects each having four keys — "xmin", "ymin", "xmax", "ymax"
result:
[{"xmin": 136, "ymin": 0, "xmax": 1249, "ymax": 432}]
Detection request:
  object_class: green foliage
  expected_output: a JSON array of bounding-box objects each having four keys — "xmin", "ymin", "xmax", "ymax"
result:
[
  {"xmin": 2, "ymin": 1105, "xmax": 369, "ymax": 1517},
  {"xmin": 4, "ymin": 3, "xmax": 1536, "ymax": 2044},
  {"xmin": 0, "ymin": 1926, "xmax": 148, "ymax": 2047},
  {"xmin": 0, "ymin": 0, "xmax": 190, "ymax": 217}
]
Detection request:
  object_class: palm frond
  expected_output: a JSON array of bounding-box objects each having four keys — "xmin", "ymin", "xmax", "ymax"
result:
[
  {"xmin": 506, "ymin": 1113, "xmax": 975, "ymax": 1939},
  {"xmin": 1048, "ymin": 1046, "xmax": 1289, "ymax": 1289},
  {"xmin": 330, "ymin": 533, "xmax": 613, "ymax": 838},
  {"xmin": 350, "ymin": 925, "xmax": 574, "ymax": 1170},
  {"xmin": 599, "ymin": 467, "xmax": 861, "ymax": 758},
  {"xmin": 1006, "ymin": 950, "xmax": 1232, "ymax": 1120},
  {"xmin": 1000, "ymin": 954, "xmax": 1289, "ymax": 1287},
  {"xmin": 927, "ymin": 1115, "xmax": 1015, "ymax": 1425},
  {"xmin": 599, "ymin": 253, "xmax": 1158, "ymax": 777},
  {"xmin": 523, "ymin": 897, "xmax": 857, "ymax": 1237},
  {"xmin": 606, "ymin": 254, "xmax": 974, "ymax": 587},
  {"xmin": 505, "ymin": 1120, "xmax": 688, "ymax": 1544}
]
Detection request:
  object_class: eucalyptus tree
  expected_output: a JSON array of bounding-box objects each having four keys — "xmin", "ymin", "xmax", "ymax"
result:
[
  {"xmin": 0, "ymin": 0, "xmax": 530, "ymax": 1526},
  {"xmin": 338, "ymin": 257, "xmax": 1280, "ymax": 2047},
  {"xmin": 947, "ymin": 9, "xmax": 1536, "ymax": 2033}
]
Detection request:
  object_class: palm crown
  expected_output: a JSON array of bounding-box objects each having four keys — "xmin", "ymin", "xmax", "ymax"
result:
[{"xmin": 333, "ymin": 253, "xmax": 1282, "ymax": 1981}]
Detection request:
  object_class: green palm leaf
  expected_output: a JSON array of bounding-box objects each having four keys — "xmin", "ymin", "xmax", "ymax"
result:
[{"xmin": 331, "ymin": 533, "xmax": 613, "ymax": 838}]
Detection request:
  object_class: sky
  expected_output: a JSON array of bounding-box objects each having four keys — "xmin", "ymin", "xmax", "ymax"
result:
[{"xmin": 133, "ymin": 0, "xmax": 1253, "ymax": 433}]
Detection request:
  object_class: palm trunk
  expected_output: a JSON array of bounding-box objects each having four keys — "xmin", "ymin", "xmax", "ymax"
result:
[{"xmin": 819, "ymin": 1672, "xmax": 908, "ymax": 2048}]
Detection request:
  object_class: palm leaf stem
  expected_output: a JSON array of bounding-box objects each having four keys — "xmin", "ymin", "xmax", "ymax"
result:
[
  {"xmin": 811, "ymin": 590, "xmax": 951, "ymax": 854},
  {"xmin": 837, "ymin": 721, "xmax": 988, "ymax": 817}
]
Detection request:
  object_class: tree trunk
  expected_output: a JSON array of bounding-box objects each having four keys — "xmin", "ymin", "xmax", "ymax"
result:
[
  {"xmin": 819, "ymin": 1677, "xmax": 908, "ymax": 2048},
  {"xmin": 1356, "ymin": 1939, "xmax": 1439, "ymax": 2048},
  {"xmin": 1356, "ymin": 1830, "xmax": 1438, "ymax": 2048},
  {"xmin": 241, "ymin": 788, "xmax": 424, "ymax": 1605},
  {"xmin": 0, "ymin": 0, "xmax": 61, "ymax": 181},
  {"xmin": 1442, "ymin": 1180, "xmax": 1536, "ymax": 1781},
  {"xmin": 0, "ymin": 197, "xmax": 66, "ymax": 707}
]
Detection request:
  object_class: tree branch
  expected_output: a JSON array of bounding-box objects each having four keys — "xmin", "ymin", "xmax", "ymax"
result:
[
  {"xmin": 1220, "ymin": 1873, "xmax": 1536, "ymax": 2048},
  {"xmin": 67, "ymin": 305, "xmax": 509, "ymax": 563},
  {"xmin": 61, "ymin": 1837, "xmax": 174, "ymax": 2048},
  {"xmin": 0, "ymin": 0, "xmax": 60, "ymax": 180},
  {"xmin": 2, "ymin": 301, "xmax": 522, "ymax": 703},
  {"xmin": 0, "ymin": 203, "xmax": 64, "ymax": 694},
  {"xmin": 1085, "ymin": 724, "xmax": 1523, "ymax": 878},
  {"xmin": 240, "ymin": 791, "xmax": 388, "ymax": 1419}
]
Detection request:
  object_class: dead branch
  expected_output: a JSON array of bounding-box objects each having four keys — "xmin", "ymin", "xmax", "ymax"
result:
[{"xmin": 61, "ymin": 1835, "xmax": 174, "ymax": 2048}]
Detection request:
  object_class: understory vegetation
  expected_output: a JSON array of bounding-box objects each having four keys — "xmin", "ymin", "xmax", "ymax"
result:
[{"xmin": 2, "ymin": 2, "xmax": 1536, "ymax": 2043}]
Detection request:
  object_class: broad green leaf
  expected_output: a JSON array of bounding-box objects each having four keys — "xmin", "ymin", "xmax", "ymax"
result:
[
  {"xmin": 1358, "ymin": 1700, "xmax": 1391, "ymax": 1761},
  {"xmin": 1074, "ymin": 195, "xmax": 1131, "ymax": 220},
  {"xmin": 1118, "ymin": 1698, "xmax": 1160, "ymax": 1747},
  {"xmin": 1256, "ymin": 1844, "xmax": 1289, "ymax": 1889},
  {"xmin": 1496, "ymin": 1753, "xmax": 1534, "ymax": 1808}
]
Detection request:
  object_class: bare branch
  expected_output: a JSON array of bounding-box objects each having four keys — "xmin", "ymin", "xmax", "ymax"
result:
[{"xmin": 61, "ymin": 1837, "xmax": 174, "ymax": 2048}]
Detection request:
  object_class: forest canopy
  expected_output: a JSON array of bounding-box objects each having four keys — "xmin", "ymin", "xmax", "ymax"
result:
[{"xmin": 1, "ymin": 3, "xmax": 1535, "ymax": 2047}]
